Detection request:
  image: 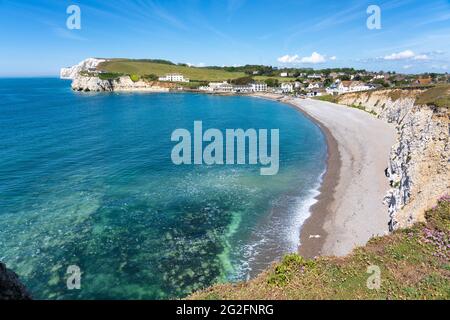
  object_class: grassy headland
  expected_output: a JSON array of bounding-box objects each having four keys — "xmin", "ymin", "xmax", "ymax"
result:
[
  {"xmin": 190, "ymin": 197, "xmax": 450, "ymax": 300},
  {"xmin": 98, "ymin": 59, "xmax": 247, "ymax": 81},
  {"xmin": 98, "ymin": 59, "xmax": 299, "ymax": 83}
]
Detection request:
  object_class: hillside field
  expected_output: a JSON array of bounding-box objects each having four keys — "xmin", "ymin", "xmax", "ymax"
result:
[
  {"xmin": 97, "ymin": 59, "xmax": 298, "ymax": 83},
  {"xmin": 98, "ymin": 59, "xmax": 246, "ymax": 81}
]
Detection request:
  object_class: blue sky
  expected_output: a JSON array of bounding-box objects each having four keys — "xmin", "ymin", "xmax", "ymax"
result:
[{"xmin": 1, "ymin": 0, "xmax": 450, "ymax": 76}]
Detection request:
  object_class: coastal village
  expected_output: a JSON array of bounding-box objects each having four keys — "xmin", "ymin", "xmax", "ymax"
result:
[
  {"xmin": 177, "ymin": 70, "xmax": 449, "ymax": 97},
  {"xmin": 63, "ymin": 58, "xmax": 450, "ymax": 97},
  {"xmin": 140, "ymin": 70, "xmax": 449, "ymax": 98}
]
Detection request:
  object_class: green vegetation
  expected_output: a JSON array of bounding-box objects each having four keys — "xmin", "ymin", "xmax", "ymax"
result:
[
  {"xmin": 98, "ymin": 59, "xmax": 247, "ymax": 81},
  {"xmin": 387, "ymin": 89, "xmax": 403, "ymax": 101},
  {"xmin": 129, "ymin": 74, "xmax": 140, "ymax": 82},
  {"xmin": 348, "ymin": 103, "xmax": 378, "ymax": 116},
  {"xmin": 97, "ymin": 59, "xmax": 366, "ymax": 84},
  {"xmin": 254, "ymin": 75, "xmax": 297, "ymax": 82},
  {"xmin": 372, "ymin": 78, "xmax": 390, "ymax": 88},
  {"xmin": 416, "ymin": 84, "xmax": 450, "ymax": 108},
  {"xmin": 98, "ymin": 72, "xmax": 123, "ymax": 80},
  {"xmin": 230, "ymin": 76, "xmax": 254, "ymax": 85},
  {"xmin": 314, "ymin": 94, "xmax": 338, "ymax": 103},
  {"xmin": 79, "ymin": 70, "xmax": 124, "ymax": 80},
  {"xmin": 263, "ymin": 78, "xmax": 279, "ymax": 88},
  {"xmin": 179, "ymin": 81, "xmax": 209, "ymax": 89},
  {"xmin": 141, "ymin": 74, "xmax": 159, "ymax": 81},
  {"xmin": 190, "ymin": 197, "xmax": 450, "ymax": 300}
]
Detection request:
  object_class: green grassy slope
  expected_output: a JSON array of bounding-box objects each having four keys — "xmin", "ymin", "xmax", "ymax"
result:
[
  {"xmin": 416, "ymin": 84, "xmax": 450, "ymax": 108},
  {"xmin": 98, "ymin": 59, "xmax": 247, "ymax": 81},
  {"xmin": 190, "ymin": 197, "xmax": 450, "ymax": 300}
]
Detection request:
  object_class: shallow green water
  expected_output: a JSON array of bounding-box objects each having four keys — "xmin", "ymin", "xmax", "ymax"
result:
[{"xmin": 0, "ymin": 78, "xmax": 326, "ymax": 299}]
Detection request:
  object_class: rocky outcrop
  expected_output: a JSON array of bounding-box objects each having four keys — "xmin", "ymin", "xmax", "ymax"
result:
[
  {"xmin": 0, "ymin": 262, "xmax": 32, "ymax": 300},
  {"xmin": 72, "ymin": 76, "xmax": 114, "ymax": 92},
  {"xmin": 71, "ymin": 75, "xmax": 173, "ymax": 92},
  {"xmin": 60, "ymin": 58, "xmax": 106, "ymax": 80},
  {"xmin": 338, "ymin": 89, "xmax": 449, "ymax": 230},
  {"xmin": 63, "ymin": 59, "xmax": 176, "ymax": 92}
]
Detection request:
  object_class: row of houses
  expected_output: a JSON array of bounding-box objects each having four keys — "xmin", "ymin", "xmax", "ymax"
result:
[
  {"xmin": 157, "ymin": 72, "xmax": 388, "ymax": 96},
  {"xmin": 199, "ymin": 79, "xmax": 377, "ymax": 96},
  {"xmin": 158, "ymin": 73, "xmax": 190, "ymax": 83},
  {"xmin": 277, "ymin": 79, "xmax": 375, "ymax": 95},
  {"xmin": 199, "ymin": 81, "xmax": 268, "ymax": 93},
  {"xmin": 326, "ymin": 81, "xmax": 375, "ymax": 95}
]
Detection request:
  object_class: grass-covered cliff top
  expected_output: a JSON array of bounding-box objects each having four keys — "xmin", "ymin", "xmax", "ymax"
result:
[
  {"xmin": 98, "ymin": 59, "xmax": 246, "ymax": 82},
  {"xmin": 317, "ymin": 84, "xmax": 449, "ymax": 109},
  {"xmin": 416, "ymin": 84, "xmax": 450, "ymax": 109},
  {"xmin": 97, "ymin": 59, "xmax": 298, "ymax": 82},
  {"xmin": 190, "ymin": 197, "xmax": 450, "ymax": 300}
]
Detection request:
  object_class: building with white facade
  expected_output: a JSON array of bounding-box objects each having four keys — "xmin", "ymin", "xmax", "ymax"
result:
[
  {"xmin": 281, "ymin": 82, "xmax": 294, "ymax": 93},
  {"xmin": 326, "ymin": 84, "xmax": 339, "ymax": 95},
  {"xmin": 307, "ymin": 74, "xmax": 322, "ymax": 79},
  {"xmin": 200, "ymin": 81, "xmax": 268, "ymax": 93},
  {"xmin": 251, "ymin": 82, "xmax": 268, "ymax": 92},
  {"xmin": 307, "ymin": 82, "xmax": 323, "ymax": 90},
  {"xmin": 307, "ymin": 88, "xmax": 326, "ymax": 97},
  {"xmin": 200, "ymin": 81, "xmax": 233, "ymax": 92},
  {"xmin": 336, "ymin": 81, "xmax": 373, "ymax": 94},
  {"xmin": 232, "ymin": 85, "xmax": 253, "ymax": 93},
  {"xmin": 158, "ymin": 73, "xmax": 190, "ymax": 83}
]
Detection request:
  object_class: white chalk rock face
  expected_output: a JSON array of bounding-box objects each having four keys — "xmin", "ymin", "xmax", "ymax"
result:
[
  {"xmin": 338, "ymin": 89, "xmax": 449, "ymax": 231},
  {"xmin": 71, "ymin": 76, "xmax": 113, "ymax": 92},
  {"xmin": 60, "ymin": 58, "xmax": 106, "ymax": 79}
]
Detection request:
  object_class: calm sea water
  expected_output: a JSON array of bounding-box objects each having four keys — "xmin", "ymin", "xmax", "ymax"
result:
[{"xmin": 0, "ymin": 78, "xmax": 326, "ymax": 299}]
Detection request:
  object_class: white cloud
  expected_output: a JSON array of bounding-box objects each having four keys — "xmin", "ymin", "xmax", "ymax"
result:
[
  {"xmin": 383, "ymin": 50, "xmax": 431, "ymax": 61},
  {"xmin": 384, "ymin": 50, "xmax": 415, "ymax": 60},
  {"xmin": 413, "ymin": 54, "xmax": 429, "ymax": 60},
  {"xmin": 300, "ymin": 52, "xmax": 326, "ymax": 64},
  {"xmin": 277, "ymin": 54, "xmax": 300, "ymax": 63},
  {"xmin": 403, "ymin": 65, "xmax": 412, "ymax": 69},
  {"xmin": 277, "ymin": 52, "xmax": 329, "ymax": 64}
]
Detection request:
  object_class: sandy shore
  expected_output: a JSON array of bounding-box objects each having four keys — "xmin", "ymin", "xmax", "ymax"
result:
[{"xmin": 252, "ymin": 93, "xmax": 397, "ymax": 257}]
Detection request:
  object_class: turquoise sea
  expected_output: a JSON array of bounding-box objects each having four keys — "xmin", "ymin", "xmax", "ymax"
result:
[{"xmin": 0, "ymin": 78, "xmax": 327, "ymax": 299}]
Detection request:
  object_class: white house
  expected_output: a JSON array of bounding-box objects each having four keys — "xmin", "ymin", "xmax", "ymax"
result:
[
  {"xmin": 200, "ymin": 81, "xmax": 233, "ymax": 92},
  {"xmin": 373, "ymin": 74, "xmax": 386, "ymax": 80},
  {"xmin": 307, "ymin": 82, "xmax": 323, "ymax": 90},
  {"xmin": 307, "ymin": 89, "xmax": 326, "ymax": 97},
  {"xmin": 200, "ymin": 81, "xmax": 267, "ymax": 93},
  {"xmin": 251, "ymin": 82, "xmax": 268, "ymax": 92},
  {"xmin": 158, "ymin": 73, "xmax": 190, "ymax": 83},
  {"xmin": 294, "ymin": 81, "xmax": 303, "ymax": 89},
  {"xmin": 280, "ymin": 72, "xmax": 289, "ymax": 77},
  {"xmin": 232, "ymin": 85, "xmax": 253, "ymax": 93},
  {"xmin": 307, "ymin": 74, "xmax": 322, "ymax": 79},
  {"xmin": 326, "ymin": 84, "xmax": 339, "ymax": 95},
  {"xmin": 337, "ymin": 81, "xmax": 372, "ymax": 94},
  {"xmin": 281, "ymin": 82, "xmax": 294, "ymax": 93}
]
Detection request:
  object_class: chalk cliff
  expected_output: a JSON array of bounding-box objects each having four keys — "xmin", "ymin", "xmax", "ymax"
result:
[
  {"xmin": 60, "ymin": 58, "xmax": 106, "ymax": 80},
  {"xmin": 62, "ymin": 59, "xmax": 174, "ymax": 92},
  {"xmin": 71, "ymin": 75, "xmax": 172, "ymax": 92},
  {"xmin": 338, "ymin": 89, "xmax": 449, "ymax": 230}
]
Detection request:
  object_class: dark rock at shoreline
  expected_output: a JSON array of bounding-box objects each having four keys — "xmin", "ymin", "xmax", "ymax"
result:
[{"xmin": 0, "ymin": 262, "xmax": 32, "ymax": 300}]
